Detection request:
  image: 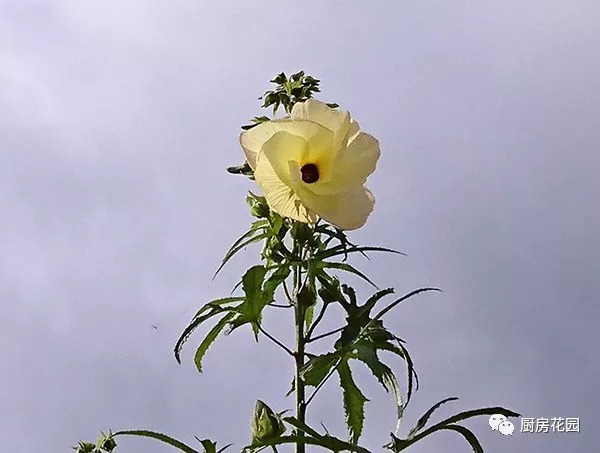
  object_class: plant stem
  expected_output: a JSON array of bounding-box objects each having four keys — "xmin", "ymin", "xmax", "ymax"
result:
[
  {"xmin": 258, "ymin": 326, "xmax": 294, "ymax": 357},
  {"xmin": 293, "ymin": 238, "xmax": 306, "ymax": 453},
  {"xmin": 306, "ymin": 326, "xmax": 344, "ymax": 344}
]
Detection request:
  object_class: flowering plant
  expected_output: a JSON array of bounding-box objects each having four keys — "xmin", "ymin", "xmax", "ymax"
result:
[{"xmin": 75, "ymin": 72, "xmax": 518, "ymax": 453}]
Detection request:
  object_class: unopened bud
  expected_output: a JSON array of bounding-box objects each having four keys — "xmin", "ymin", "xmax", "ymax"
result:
[
  {"xmin": 73, "ymin": 441, "xmax": 96, "ymax": 453},
  {"xmin": 97, "ymin": 432, "xmax": 117, "ymax": 452},
  {"xmin": 251, "ymin": 400, "xmax": 285, "ymax": 444}
]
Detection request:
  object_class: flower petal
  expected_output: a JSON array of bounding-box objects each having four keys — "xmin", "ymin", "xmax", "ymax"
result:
[
  {"xmin": 306, "ymin": 132, "xmax": 380, "ymax": 195},
  {"xmin": 261, "ymin": 131, "xmax": 308, "ymax": 186},
  {"xmin": 239, "ymin": 119, "xmax": 291, "ymax": 169},
  {"xmin": 298, "ymin": 185, "xmax": 375, "ymax": 230},
  {"xmin": 254, "ymin": 149, "xmax": 317, "ymax": 224},
  {"xmin": 291, "ymin": 99, "xmax": 352, "ymax": 151},
  {"xmin": 240, "ymin": 119, "xmax": 332, "ymax": 170}
]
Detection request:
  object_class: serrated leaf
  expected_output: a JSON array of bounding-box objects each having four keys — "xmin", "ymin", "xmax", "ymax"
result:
[
  {"xmin": 174, "ymin": 298, "xmax": 244, "ymax": 363},
  {"xmin": 300, "ymin": 353, "xmax": 339, "ymax": 386},
  {"xmin": 434, "ymin": 406, "xmax": 520, "ymax": 427},
  {"xmin": 407, "ymin": 397, "xmax": 459, "ymax": 438},
  {"xmin": 392, "ymin": 338, "xmax": 418, "ymax": 407},
  {"xmin": 113, "ymin": 430, "xmax": 200, "ymax": 453},
  {"xmin": 315, "ymin": 245, "xmax": 405, "ymax": 261},
  {"xmin": 194, "ymin": 312, "xmax": 236, "ymax": 373},
  {"xmin": 229, "ymin": 266, "xmax": 269, "ymax": 338},
  {"xmin": 386, "ymin": 424, "xmax": 484, "ymax": 453},
  {"xmin": 354, "ymin": 345, "xmax": 404, "ymax": 433},
  {"xmin": 372, "ymin": 287, "xmax": 442, "ymax": 323},
  {"xmin": 338, "ymin": 359, "xmax": 368, "ymax": 444},
  {"xmin": 320, "ymin": 262, "xmax": 378, "ymax": 288},
  {"xmin": 341, "ymin": 284, "xmax": 357, "ymax": 307},
  {"xmin": 243, "ymin": 265, "xmax": 267, "ymax": 298},
  {"xmin": 438, "ymin": 425, "xmax": 483, "ymax": 453},
  {"xmin": 263, "ymin": 265, "xmax": 291, "ymax": 301},
  {"xmin": 213, "ymin": 223, "xmax": 270, "ymax": 278},
  {"xmin": 316, "ymin": 274, "xmax": 344, "ymax": 305},
  {"xmin": 358, "ymin": 288, "xmax": 395, "ymax": 319},
  {"xmin": 245, "ymin": 434, "xmax": 369, "ymax": 453}
]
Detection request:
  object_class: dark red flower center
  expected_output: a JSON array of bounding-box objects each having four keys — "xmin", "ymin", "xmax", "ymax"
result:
[{"xmin": 300, "ymin": 163, "xmax": 319, "ymax": 184}]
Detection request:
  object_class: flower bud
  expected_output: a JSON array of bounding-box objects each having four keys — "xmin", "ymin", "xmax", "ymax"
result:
[
  {"xmin": 290, "ymin": 222, "xmax": 312, "ymax": 244},
  {"xmin": 73, "ymin": 441, "xmax": 97, "ymax": 453},
  {"xmin": 247, "ymin": 194, "xmax": 270, "ymax": 218},
  {"xmin": 97, "ymin": 433, "xmax": 117, "ymax": 452},
  {"xmin": 251, "ymin": 400, "xmax": 285, "ymax": 444}
]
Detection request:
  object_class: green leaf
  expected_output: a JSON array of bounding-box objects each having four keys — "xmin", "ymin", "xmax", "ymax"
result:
[
  {"xmin": 341, "ymin": 284, "xmax": 357, "ymax": 307},
  {"xmin": 196, "ymin": 438, "xmax": 216, "ymax": 453},
  {"xmin": 372, "ymin": 287, "xmax": 442, "ymax": 323},
  {"xmin": 358, "ymin": 288, "xmax": 395, "ymax": 319},
  {"xmin": 247, "ymin": 417, "xmax": 372, "ymax": 453},
  {"xmin": 174, "ymin": 298, "xmax": 244, "ymax": 364},
  {"xmin": 263, "ymin": 265, "xmax": 291, "ymax": 301},
  {"xmin": 240, "ymin": 123, "xmax": 259, "ymax": 130},
  {"xmin": 390, "ymin": 337, "xmax": 418, "ymax": 407},
  {"xmin": 243, "ymin": 265, "xmax": 267, "ymax": 303},
  {"xmin": 226, "ymin": 162, "xmax": 254, "ymax": 175},
  {"xmin": 229, "ymin": 265, "xmax": 269, "ymax": 338},
  {"xmin": 194, "ymin": 312, "xmax": 236, "ymax": 373},
  {"xmin": 431, "ymin": 406, "xmax": 520, "ymax": 428},
  {"xmin": 315, "ymin": 245, "xmax": 405, "ymax": 261},
  {"xmin": 320, "ymin": 261, "xmax": 378, "ymax": 288},
  {"xmin": 271, "ymin": 72, "xmax": 287, "ymax": 85},
  {"xmin": 338, "ymin": 359, "xmax": 368, "ymax": 444},
  {"xmin": 213, "ymin": 222, "xmax": 270, "ymax": 278},
  {"xmin": 438, "ymin": 425, "xmax": 483, "ymax": 453},
  {"xmin": 386, "ymin": 424, "xmax": 484, "ymax": 453},
  {"xmin": 113, "ymin": 430, "xmax": 200, "ymax": 453},
  {"xmin": 387, "ymin": 406, "xmax": 520, "ymax": 451},
  {"xmin": 246, "ymin": 435, "xmax": 368, "ymax": 453},
  {"xmin": 300, "ymin": 353, "xmax": 340, "ymax": 387},
  {"xmin": 189, "ymin": 297, "xmax": 245, "ymax": 321},
  {"xmin": 316, "ymin": 274, "xmax": 345, "ymax": 305},
  {"xmin": 216, "ymin": 444, "xmax": 232, "ymax": 453},
  {"xmin": 407, "ymin": 397, "xmax": 459, "ymax": 438},
  {"xmin": 354, "ymin": 345, "xmax": 404, "ymax": 433}
]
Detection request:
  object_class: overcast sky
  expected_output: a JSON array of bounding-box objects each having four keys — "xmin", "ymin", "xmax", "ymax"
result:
[{"xmin": 1, "ymin": 1, "xmax": 599, "ymax": 452}]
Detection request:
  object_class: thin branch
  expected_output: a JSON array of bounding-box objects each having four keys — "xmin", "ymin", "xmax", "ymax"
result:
[
  {"xmin": 282, "ymin": 281, "xmax": 293, "ymax": 304},
  {"xmin": 306, "ymin": 302, "xmax": 329, "ymax": 340},
  {"xmin": 306, "ymin": 326, "xmax": 344, "ymax": 344},
  {"xmin": 258, "ymin": 326, "xmax": 294, "ymax": 357},
  {"xmin": 305, "ymin": 359, "xmax": 342, "ymax": 407},
  {"xmin": 269, "ymin": 303, "xmax": 293, "ymax": 308}
]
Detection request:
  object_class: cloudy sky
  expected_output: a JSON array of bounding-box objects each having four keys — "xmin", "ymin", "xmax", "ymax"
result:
[{"xmin": 1, "ymin": 1, "xmax": 598, "ymax": 452}]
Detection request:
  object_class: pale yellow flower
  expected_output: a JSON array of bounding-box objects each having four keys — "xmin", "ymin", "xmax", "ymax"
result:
[{"xmin": 239, "ymin": 99, "xmax": 380, "ymax": 230}]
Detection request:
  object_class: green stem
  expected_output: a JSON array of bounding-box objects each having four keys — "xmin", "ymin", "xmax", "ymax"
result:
[
  {"xmin": 306, "ymin": 326, "xmax": 344, "ymax": 344},
  {"xmin": 293, "ymin": 236, "xmax": 306, "ymax": 453},
  {"xmin": 258, "ymin": 326, "xmax": 294, "ymax": 356}
]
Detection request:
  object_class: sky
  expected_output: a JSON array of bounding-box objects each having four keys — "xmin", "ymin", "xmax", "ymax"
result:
[{"xmin": 1, "ymin": 1, "xmax": 599, "ymax": 452}]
